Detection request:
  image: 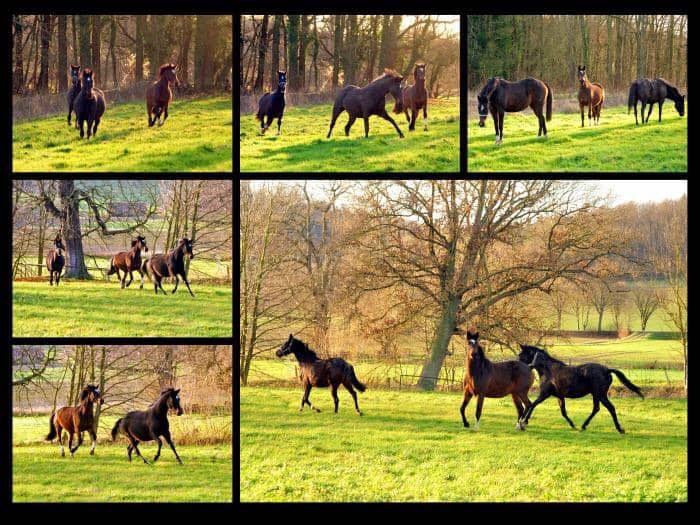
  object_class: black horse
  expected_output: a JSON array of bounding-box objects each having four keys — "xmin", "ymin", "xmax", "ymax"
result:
[
  {"xmin": 327, "ymin": 69, "xmax": 405, "ymax": 139},
  {"xmin": 276, "ymin": 334, "xmax": 367, "ymax": 415},
  {"xmin": 628, "ymin": 78, "xmax": 685, "ymax": 125},
  {"xmin": 143, "ymin": 238, "xmax": 195, "ymax": 296},
  {"xmin": 111, "ymin": 387, "xmax": 184, "ymax": 464},
  {"xmin": 518, "ymin": 345, "xmax": 644, "ymax": 434},
  {"xmin": 74, "ymin": 68, "xmax": 106, "ymax": 139},
  {"xmin": 67, "ymin": 64, "xmax": 81, "ymax": 127},
  {"xmin": 45, "ymin": 235, "xmax": 66, "ymax": 286},
  {"xmin": 477, "ymin": 77, "xmax": 552, "ymax": 144},
  {"xmin": 256, "ymin": 70, "xmax": 286, "ymax": 135}
]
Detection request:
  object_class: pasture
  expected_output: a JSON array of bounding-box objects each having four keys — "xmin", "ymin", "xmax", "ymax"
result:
[
  {"xmin": 13, "ymin": 414, "xmax": 232, "ymax": 502},
  {"xmin": 240, "ymin": 97, "xmax": 460, "ymax": 172},
  {"xmin": 13, "ymin": 280, "xmax": 232, "ymax": 337},
  {"xmin": 12, "ymin": 96, "xmax": 232, "ymax": 172},
  {"xmin": 240, "ymin": 386, "xmax": 686, "ymax": 502},
  {"xmin": 467, "ymin": 104, "xmax": 687, "ymax": 172}
]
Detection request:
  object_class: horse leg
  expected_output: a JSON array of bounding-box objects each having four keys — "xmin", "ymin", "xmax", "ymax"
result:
[
  {"xmin": 557, "ymin": 398, "xmax": 577, "ymax": 429},
  {"xmin": 87, "ymin": 117, "xmax": 94, "ymax": 139},
  {"xmin": 181, "ymin": 272, "xmax": 195, "ymax": 297},
  {"xmin": 588, "ymin": 104, "xmax": 592, "ymax": 126},
  {"xmin": 67, "ymin": 431, "xmax": 75, "ymax": 457},
  {"xmin": 460, "ymin": 391, "xmax": 473, "ymax": 428},
  {"xmin": 345, "ymin": 116, "xmax": 357, "ymax": 137},
  {"xmin": 171, "ymin": 275, "xmax": 180, "ymax": 294},
  {"xmin": 327, "ymin": 107, "xmax": 344, "ymax": 138},
  {"xmin": 474, "ymin": 395, "xmax": 485, "ymax": 431},
  {"xmin": 148, "ymin": 104, "xmax": 155, "ymax": 127},
  {"xmin": 55, "ymin": 271, "xmax": 61, "ymax": 286},
  {"xmin": 331, "ymin": 384, "xmax": 340, "ymax": 413},
  {"xmin": 307, "ymin": 384, "xmax": 321, "ymax": 413},
  {"xmin": 57, "ymin": 426, "xmax": 65, "ymax": 457},
  {"xmin": 49, "ymin": 271, "xmax": 53, "ymax": 286},
  {"xmin": 92, "ymin": 117, "xmax": 100, "ymax": 137},
  {"xmin": 127, "ymin": 443, "xmax": 134, "ymax": 462},
  {"xmin": 600, "ymin": 395, "xmax": 625, "ymax": 434},
  {"xmin": 646, "ymin": 102, "xmax": 654, "ymax": 124},
  {"xmin": 262, "ymin": 115, "xmax": 273, "ymax": 134},
  {"xmin": 658, "ymin": 101, "xmax": 663, "ymax": 122},
  {"xmin": 344, "ymin": 383, "xmax": 362, "ymax": 416},
  {"xmin": 162, "ymin": 105, "xmax": 169, "ymax": 125},
  {"xmin": 409, "ymin": 108, "xmax": 417, "ymax": 131},
  {"xmin": 163, "ymin": 430, "xmax": 183, "ymax": 464},
  {"xmin": 79, "ymin": 118, "xmax": 85, "ymax": 138},
  {"xmin": 520, "ymin": 390, "xmax": 551, "ymax": 426},
  {"xmin": 404, "ymin": 107, "xmax": 410, "ymax": 123},
  {"xmin": 138, "ymin": 269, "xmax": 145, "ymax": 289},
  {"xmin": 640, "ymin": 102, "xmax": 646, "ymax": 124},
  {"xmin": 71, "ymin": 431, "xmax": 84, "ymax": 456},
  {"xmin": 511, "ymin": 394, "xmax": 525, "ymax": 430},
  {"xmin": 300, "ymin": 382, "xmax": 311, "ymax": 411},
  {"xmin": 130, "ymin": 439, "xmax": 150, "ymax": 465},
  {"xmin": 89, "ymin": 430, "xmax": 97, "ymax": 455},
  {"xmin": 633, "ymin": 101, "xmax": 639, "ymax": 125},
  {"xmin": 497, "ymin": 111, "xmax": 505, "ymax": 144},
  {"xmin": 153, "ymin": 437, "xmax": 162, "ymax": 462},
  {"xmin": 379, "ymin": 109, "xmax": 404, "ymax": 138},
  {"xmin": 581, "ymin": 398, "xmax": 600, "ymax": 431},
  {"xmin": 580, "ymin": 103, "xmax": 585, "ymax": 127},
  {"xmin": 423, "ymin": 102, "xmax": 428, "ymax": 131},
  {"xmin": 276, "ymin": 116, "xmax": 283, "ymax": 136}
]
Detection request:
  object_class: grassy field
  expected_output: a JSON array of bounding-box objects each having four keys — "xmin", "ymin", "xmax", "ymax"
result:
[
  {"xmin": 13, "ymin": 96, "xmax": 232, "ymax": 172},
  {"xmin": 13, "ymin": 414, "xmax": 232, "ymax": 502},
  {"xmin": 240, "ymin": 97, "xmax": 460, "ymax": 172},
  {"xmin": 468, "ymin": 104, "xmax": 687, "ymax": 172},
  {"xmin": 13, "ymin": 280, "xmax": 232, "ymax": 337},
  {"xmin": 240, "ymin": 386, "xmax": 686, "ymax": 502}
]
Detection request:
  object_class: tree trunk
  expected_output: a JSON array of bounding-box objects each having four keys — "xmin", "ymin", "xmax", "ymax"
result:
[
  {"xmin": 57, "ymin": 16, "xmax": 68, "ymax": 92},
  {"xmin": 287, "ymin": 15, "xmax": 300, "ymax": 90},
  {"xmin": 194, "ymin": 15, "xmax": 215, "ymax": 90},
  {"xmin": 417, "ymin": 296, "xmax": 460, "ymax": 390},
  {"xmin": 179, "ymin": 16, "xmax": 193, "ymax": 84},
  {"xmin": 78, "ymin": 15, "xmax": 91, "ymax": 68},
  {"xmin": 270, "ymin": 15, "xmax": 281, "ymax": 88},
  {"xmin": 331, "ymin": 15, "xmax": 342, "ymax": 89},
  {"xmin": 109, "ymin": 17, "xmax": 117, "ymax": 87},
  {"xmin": 254, "ymin": 15, "xmax": 269, "ymax": 92},
  {"xmin": 13, "ymin": 15, "xmax": 24, "ymax": 94},
  {"xmin": 91, "ymin": 15, "xmax": 102, "ymax": 80},
  {"xmin": 37, "ymin": 15, "xmax": 52, "ymax": 93},
  {"xmin": 135, "ymin": 15, "xmax": 145, "ymax": 82}
]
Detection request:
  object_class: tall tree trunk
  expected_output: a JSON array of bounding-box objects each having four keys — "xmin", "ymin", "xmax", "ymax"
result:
[
  {"xmin": 109, "ymin": 17, "xmax": 117, "ymax": 87},
  {"xmin": 37, "ymin": 15, "xmax": 52, "ymax": 93},
  {"xmin": 71, "ymin": 15, "xmax": 78, "ymax": 64},
  {"xmin": 57, "ymin": 16, "xmax": 68, "ymax": 92},
  {"xmin": 135, "ymin": 15, "xmax": 145, "ymax": 82},
  {"xmin": 194, "ymin": 15, "xmax": 216, "ymax": 90},
  {"xmin": 287, "ymin": 15, "xmax": 300, "ymax": 90},
  {"xmin": 417, "ymin": 296, "xmax": 460, "ymax": 390},
  {"xmin": 270, "ymin": 15, "xmax": 281, "ymax": 88},
  {"xmin": 667, "ymin": 15, "xmax": 675, "ymax": 82},
  {"xmin": 179, "ymin": 16, "xmax": 193, "ymax": 84},
  {"xmin": 312, "ymin": 16, "xmax": 320, "ymax": 90},
  {"xmin": 78, "ymin": 15, "xmax": 91, "ymax": 69},
  {"xmin": 331, "ymin": 15, "xmax": 342, "ymax": 89},
  {"xmin": 13, "ymin": 15, "xmax": 24, "ymax": 94},
  {"xmin": 254, "ymin": 15, "xmax": 269, "ymax": 92},
  {"xmin": 91, "ymin": 15, "xmax": 102, "ymax": 80},
  {"xmin": 298, "ymin": 15, "xmax": 309, "ymax": 90}
]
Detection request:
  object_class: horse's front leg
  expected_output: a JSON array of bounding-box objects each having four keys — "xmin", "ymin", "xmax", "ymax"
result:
[
  {"xmin": 57, "ymin": 427, "xmax": 65, "ymax": 457},
  {"xmin": 262, "ymin": 115, "xmax": 273, "ymax": 134},
  {"xmin": 68, "ymin": 102, "xmax": 73, "ymax": 126},
  {"xmin": 153, "ymin": 437, "xmax": 162, "ymax": 462},
  {"xmin": 658, "ymin": 101, "xmax": 663, "ymax": 122},
  {"xmin": 557, "ymin": 397, "xmax": 577, "ymax": 429},
  {"xmin": 588, "ymin": 104, "xmax": 592, "ymax": 126},
  {"xmin": 646, "ymin": 102, "xmax": 654, "ymax": 123},
  {"xmin": 497, "ymin": 111, "xmax": 505, "ymax": 144},
  {"xmin": 580, "ymin": 103, "xmax": 585, "ymax": 127},
  {"xmin": 181, "ymin": 273, "xmax": 195, "ymax": 297},
  {"xmin": 89, "ymin": 430, "xmax": 97, "ymax": 455},
  {"xmin": 423, "ymin": 102, "xmax": 428, "ymax": 131},
  {"xmin": 79, "ymin": 118, "xmax": 85, "ymax": 138},
  {"xmin": 474, "ymin": 395, "xmax": 485, "ymax": 431},
  {"xmin": 460, "ymin": 391, "xmax": 473, "ymax": 428},
  {"xmin": 87, "ymin": 117, "xmax": 94, "ymax": 139},
  {"xmin": 163, "ymin": 430, "xmax": 183, "ymax": 464},
  {"xmin": 276, "ymin": 116, "xmax": 283, "ymax": 136},
  {"xmin": 55, "ymin": 271, "xmax": 61, "ymax": 286},
  {"xmin": 171, "ymin": 275, "xmax": 180, "ymax": 294},
  {"xmin": 409, "ymin": 108, "xmax": 417, "ymax": 131},
  {"xmin": 379, "ymin": 109, "xmax": 404, "ymax": 138},
  {"xmin": 331, "ymin": 384, "xmax": 340, "ymax": 413},
  {"xmin": 162, "ymin": 104, "xmax": 169, "ymax": 125},
  {"xmin": 520, "ymin": 391, "xmax": 550, "ymax": 426}
]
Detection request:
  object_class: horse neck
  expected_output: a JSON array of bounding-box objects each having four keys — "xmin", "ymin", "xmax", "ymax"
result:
[
  {"xmin": 368, "ymin": 77, "xmax": 393, "ymax": 96},
  {"xmin": 151, "ymin": 394, "xmax": 171, "ymax": 416},
  {"xmin": 130, "ymin": 244, "xmax": 142, "ymax": 258},
  {"xmin": 292, "ymin": 347, "xmax": 318, "ymax": 364},
  {"xmin": 414, "ymin": 75, "xmax": 425, "ymax": 89},
  {"xmin": 81, "ymin": 84, "xmax": 93, "ymax": 99},
  {"xmin": 467, "ymin": 351, "xmax": 491, "ymax": 379},
  {"xmin": 78, "ymin": 397, "xmax": 94, "ymax": 415}
]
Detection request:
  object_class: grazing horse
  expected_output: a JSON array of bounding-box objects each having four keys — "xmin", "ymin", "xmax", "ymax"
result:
[
  {"xmin": 401, "ymin": 63, "xmax": 429, "ymax": 131},
  {"xmin": 459, "ymin": 331, "xmax": 534, "ymax": 431},
  {"xmin": 142, "ymin": 238, "xmax": 195, "ymax": 296},
  {"xmin": 577, "ymin": 65, "xmax": 604, "ymax": 127},
  {"xmin": 256, "ymin": 70, "xmax": 286, "ymax": 135},
  {"xmin": 74, "ymin": 68, "xmax": 106, "ymax": 139},
  {"xmin": 327, "ymin": 69, "xmax": 405, "ymax": 139},
  {"xmin": 477, "ymin": 77, "xmax": 552, "ymax": 144},
  {"xmin": 111, "ymin": 387, "xmax": 184, "ymax": 464},
  {"xmin": 46, "ymin": 384, "xmax": 104, "ymax": 457},
  {"xmin": 518, "ymin": 345, "xmax": 644, "ymax": 434},
  {"xmin": 276, "ymin": 334, "xmax": 367, "ymax": 415},
  {"xmin": 67, "ymin": 64, "xmax": 81, "ymax": 127},
  {"xmin": 106, "ymin": 235, "xmax": 148, "ymax": 289},
  {"xmin": 146, "ymin": 63, "xmax": 180, "ymax": 127},
  {"xmin": 628, "ymin": 78, "xmax": 685, "ymax": 125},
  {"xmin": 45, "ymin": 235, "xmax": 66, "ymax": 286}
]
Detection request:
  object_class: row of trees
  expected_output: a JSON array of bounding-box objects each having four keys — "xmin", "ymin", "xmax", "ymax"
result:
[
  {"xmin": 467, "ymin": 15, "xmax": 688, "ymax": 91},
  {"xmin": 241, "ymin": 15, "xmax": 460, "ymax": 97},
  {"xmin": 12, "ymin": 15, "xmax": 233, "ymax": 95}
]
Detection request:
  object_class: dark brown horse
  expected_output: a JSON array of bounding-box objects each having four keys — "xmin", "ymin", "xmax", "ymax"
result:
[
  {"xmin": 146, "ymin": 63, "xmax": 180, "ymax": 127},
  {"xmin": 401, "ymin": 63, "xmax": 429, "ymax": 131},
  {"xmin": 46, "ymin": 384, "xmax": 104, "ymax": 457},
  {"xmin": 45, "ymin": 235, "xmax": 66, "ymax": 286},
  {"xmin": 276, "ymin": 335, "xmax": 367, "ymax": 415},
  {"xmin": 143, "ymin": 238, "xmax": 195, "ymax": 296},
  {"xmin": 628, "ymin": 78, "xmax": 685, "ymax": 125},
  {"xmin": 67, "ymin": 64, "xmax": 81, "ymax": 128},
  {"xmin": 107, "ymin": 235, "xmax": 148, "ymax": 289},
  {"xmin": 477, "ymin": 77, "xmax": 552, "ymax": 144},
  {"xmin": 74, "ymin": 68, "xmax": 106, "ymax": 139},
  {"xmin": 577, "ymin": 65, "xmax": 604, "ymax": 127},
  {"xmin": 459, "ymin": 331, "xmax": 534, "ymax": 431}
]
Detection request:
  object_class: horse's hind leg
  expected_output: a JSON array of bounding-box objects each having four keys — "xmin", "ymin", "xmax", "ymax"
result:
[
  {"xmin": 138, "ymin": 269, "xmax": 145, "ymax": 289},
  {"xmin": 331, "ymin": 384, "xmax": 340, "ymax": 413},
  {"xmin": 658, "ymin": 101, "xmax": 663, "ymax": 122},
  {"xmin": 600, "ymin": 395, "xmax": 625, "ymax": 434},
  {"xmin": 163, "ymin": 105, "xmax": 169, "ymax": 125},
  {"xmin": 55, "ymin": 271, "xmax": 61, "ymax": 286},
  {"xmin": 57, "ymin": 426, "xmax": 65, "ymax": 457},
  {"xmin": 67, "ymin": 431, "xmax": 75, "ymax": 457},
  {"xmin": 344, "ymin": 382, "xmax": 362, "ymax": 416},
  {"xmin": 345, "ymin": 116, "xmax": 357, "ymax": 137},
  {"xmin": 153, "ymin": 437, "xmax": 162, "ymax": 462},
  {"xmin": 127, "ymin": 443, "xmax": 134, "ymax": 462},
  {"xmin": 327, "ymin": 106, "xmax": 344, "ymax": 138},
  {"xmin": 423, "ymin": 103, "xmax": 428, "ymax": 131},
  {"xmin": 127, "ymin": 436, "xmax": 150, "ymax": 464},
  {"xmin": 92, "ymin": 118, "xmax": 100, "ymax": 137},
  {"xmin": 474, "ymin": 395, "xmax": 484, "ymax": 431},
  {"xmin": 171, "ymin": 275, "xmax": 179, "ymax": 294},
  {"xmin": 646, "ymin": 102, "xmax": 654, "ymax": 124},
  {"xmin": 557, "ymin": 398, "xmax": 577, "ymax": 429},
  {"xmin": 126, "ymin": 271, "xmax": 134, "ymax": 287},
  {"xmin": 262, "ymin": 115, "xmax": 273, "ymax": 134},
  {"xmin": 460, "ymin": 391, "xmax": 472, "ymax": 428},
  {"xmin": 511, "ymin": 394, "xmax": 525, "ymax": 430},
  {"xmin": 70, "ymin": 431, "xmax": 84, "ymax": 456},
  {"xmin": 581, "ymin": 398, "xmax": 600, "ymax": 431}
]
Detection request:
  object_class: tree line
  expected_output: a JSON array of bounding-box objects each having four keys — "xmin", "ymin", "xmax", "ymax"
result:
[
  {"xmin": 241, "ymin": 15, "xmax": 460, "ymax": 97},
  {"xmin": 467, "ymin": 15, "xmax": 688, "ymax": 91},
  {"xmin": 12, "ymin": 15, "xmax": 233, "ymax": 95}
]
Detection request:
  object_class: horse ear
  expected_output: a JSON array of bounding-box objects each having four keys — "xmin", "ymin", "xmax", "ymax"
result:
[
  {"xmin": 288, "ymin": 333, "xmax": 293, "ymax": 341},
  {"xmin": 175, "ymin": 389, "xmax": 181, "ymax": 394}
]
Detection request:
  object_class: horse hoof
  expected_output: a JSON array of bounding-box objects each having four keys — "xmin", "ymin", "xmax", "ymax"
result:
[
  {"xmin": 313, "ymin": 408, "xmax": 321, "ymax": 413},
  {"xmin": 357, "ymin": 411, "xmax": 363, "ymax": 416},
  {"xmin": 619, "ymin": 428, "xmax": 626, "ymax": 434}
]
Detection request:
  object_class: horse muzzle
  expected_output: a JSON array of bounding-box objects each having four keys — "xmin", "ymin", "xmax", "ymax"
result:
[
  {"xmin": 176, "ymin": 408, "xmax": 183, "ymax": 416},
  {"xmin": 478, "ymin": 116, "xmax": 487, "ymax": 127}
]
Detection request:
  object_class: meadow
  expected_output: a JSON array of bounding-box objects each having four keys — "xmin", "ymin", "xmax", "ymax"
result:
[
  {"xmin": 240, "ymin": 386, "xmax": 686, "ymax": 502},
  {"xmin": 13, "ymin": 280, "xmax": 232, "ymax": 337},
  {"xmin": 240, "ymin": 97, "xmax": 460, "ymax": 172},
  {"xmin": 467, "ymin": 104, "xmax": 687, "ymax": 172},
  {"xmin": 12, "ymin": 96, "xmax": 232, "ymax": 172}
]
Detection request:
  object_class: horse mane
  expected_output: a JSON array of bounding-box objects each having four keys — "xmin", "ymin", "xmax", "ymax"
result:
[
  {"xmin": 79, "ymin": 384, "xmax": 96, "ymax": 402},
  {"xmin": 291, "ymin": 338, "xmax": 319, "ymax": 362},
  {"xmin": 158, "ymin": 63, "xmax": 176, "ymax": 78},
  {"xmin": 480, "ymin": 77, "xmax": 500, "ymax": 98},
  {"xmin": 659, "ymin": 78, "xmax": 681, "ymax": 97},
  {"xmin": 131, "ymin": 239, "xmax": 138, "ymax": 247},
  {"xmin": 530, "ymin": 346, "xmax": 566, "ymax": 367},
  {"xmin": 373, "ymin": 69, "xmax": 402, "ymax": 83}
]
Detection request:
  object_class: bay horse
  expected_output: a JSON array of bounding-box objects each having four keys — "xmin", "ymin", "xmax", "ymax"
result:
[
  {"xmin": 628, "ymin": 78, "xmax": 685, "ymax": 125},
  {"xmin": 518, "ymin": 345, "xmax": 644, "ymax": 434},
  {"xmin": 106, "ymin": 235, "xmax": 149, "ymax": 289},
  {"xmin": 460, "ymin": 331, "xmax": 534, "ymax": 431},
  {"xmin": 46, "ymin": 384, "xmax": 103, "ymax": 457},
  {"xmin": 146, "ymin": 63, "xmax": 180, "ymax": 127},
  {"xmin": 74, "ymin": 68, "xmax": 106, "ymax": 139},
  {"xmin": 142, "ymin": 238, "xmax": 195, "ymax": 296},
  {"xmin": 111, "ymin": 387, "xmax": 184, "ymax": 464},
  {"xmin": 327, "ymin": 69, "xmax": 405, "ymax": 139},
  {"xmin": 45, "ymin": 234, "xmax": 65, "ymax": 286},
  {"xmin": 577, "ymin": 65, "xmax": 604, "ymax": 127},
  {"xmin": 477, "ymin": 77, "xmax": 552, "ymax": 144},
  {"xmin": 276, "ymin": 334, "xmax": 367, "ymax": 415},
  {"xmin": 401, "ymin": 63, "xmax": 429, "ymax": 131},
  {"xmin": 256, "ymin": 70, "xmax": 286, "ymax": 135},
  {"xmin": 67, "ymin": 64, "xmax": 81, "ymax": 128}
]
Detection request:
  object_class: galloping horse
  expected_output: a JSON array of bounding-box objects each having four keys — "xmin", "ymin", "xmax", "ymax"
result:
[
  {"xmin": 146, "ymin": 63, "xmax": 180, "ymax": 127},
  {"xmin": 67, "ymin": 64, "xmax": 81, "ymax": 127},
  {"xmin": 401, "ymin": 63, "xmax": 429, "ymax": 131},
  {"xmin": 460, "ymin": 331, "xmax": 534, "ymax": 430},
  {"xmin": 256, "ymin": 70, "xmax": 286, "ymax": 135},
  {"xmin": 327, "ymin": 69, "xmax": 405, "ymax": 138},
  {"xmin": 46, "ymin": 384, "xmax": 104, "ymax": 457},
  {"xmin": 142, "ymin": 238, "xmax": 195, "ymax": 296},
  {"xmin": 276, "ymin": 334, "xmax": 367, "ymax": 415},
  {"xmin": 628, "ymin": 78, "xmax": 685, "ymax": 125},
  {"xmin": 477, "ymin": 77, "xmax": 552, "ymax": 144},
  {"xmin": 518, "ymin": 345, "xmax": 644, "ymax": 433},
  {"xmin": 45, "ymin": 234, "xmax": 66, "ymax": 286},
  {"xmin": 107, "ymin": 235, "xmax": 148, "ymax": 289},
  {"xmin": 577, "ymin": 65, "xmax": 604, "ymax": 127},
  {"xmin": 111, "ymin": 387, "xmax": 184, "ymax": 464},
  {"xmin": 74, "ymin": 68, "xmax": 106, "ymax": 139}
]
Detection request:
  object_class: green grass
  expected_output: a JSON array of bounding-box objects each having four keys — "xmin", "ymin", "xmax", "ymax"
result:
[
  {"xmin": 13, "ymin": 97, "xmax": 232, "ymax": 172},
  {"xmin": 13, "ymin": 415, "xmax": 232, "ymax": 502},
  {"xmin": 240, "ymin": 97, "xmax": 460, "ymax": 172},
  {"xmin": 240, "ymin": 386, "xmax": 687, "ymax": 502},
  {"xmin": 13, "ymin": 280, "xmax": 232, "ymax": 337},
  {"xmin": 468, "ymin": 104, "xmax": 687, "ymax": 171}
]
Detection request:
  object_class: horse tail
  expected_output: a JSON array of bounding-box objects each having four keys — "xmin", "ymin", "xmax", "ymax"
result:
[
  {"xmin": 610, "ymin": 369, "xmax": 644, "ymax": 399},
  {"xmin": 141, "ymin": 260, "xmax": 151, "ymax": 281},
  {"xmin": 111, "ymin": 418, "xmax": 122, "ymax": 441},
  {"xmin": 348, "ymin": 366, "xmax": 366, "ymax": 393},
  {"xmin": 545, "ymin": 82, "xmax": 552, "ymax": 121},
  {"xmin": 106, "ymin": 257, "xmax": 117, "ymax": 276},
  {"xmin": 46, "ymin": 413, "xmax": 57, "ymax": 441},
  {"xmin": 628, "ymin": 82, "xmax": 637, "ymax": 114},
  {"xmin": 255, "ymin": 94, "xmax": 267, "ymax": 121}
]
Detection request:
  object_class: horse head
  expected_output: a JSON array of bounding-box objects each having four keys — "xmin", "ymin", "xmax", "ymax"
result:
[
  {"xmin": 675, "ymin": 94, "xmax": 686, "ymax": 117},
  {"xmin": 466, "ymin": 330, "xmax": 484, "ymax": 359},
  {"xmin": 81, "ymin": 68, "xmax": 94, "ymax": 98},
  {"xmin": 70, "ymin": 65, "xmax": 81, "ymax": 86},
  {"xmin": 53, "ymin": 235, "xmax": 66, "ymax": 256},
  {"xmin": 164, "ymin": 388, "xmax": 183, "ymax": 416},
  {"xmin": 178, "ymin": 238, "xmax": 194, "ymax": 259},
  {"xmin": 159, "ymin": 63, "xmax": 180, "ymax": 87},
  {"xmin": 276, "ymin": 334, "xmax": 296, "ymax": 357},
  {"xmin": 277, "ymin": 70, "xmax": 287, "ymax": 93},
  {"xmin": 81, "ymin": 384, "xmax": 104, "ymax": 405},
  {"xmin": 414, "ymin": 63, "xmax": 426, "ymax": 82},
  {"xmin": 135, "ymin": 235, "xmax": 148, "ymax": 253},
  {"xmin": 477, "ymin": 77, "xmax": 500, "ymax": 127},
  {"xmin": 577, "ymin": 65, "xmax": 587, "ymax": 86}
]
